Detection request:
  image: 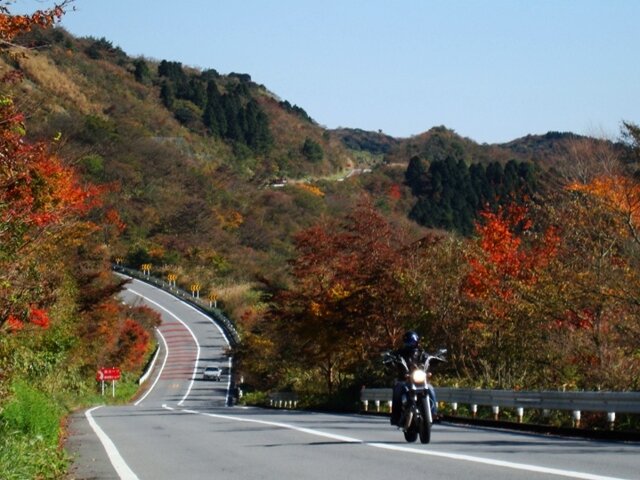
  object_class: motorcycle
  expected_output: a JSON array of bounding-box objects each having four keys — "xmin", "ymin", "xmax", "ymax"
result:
[{"xmin": 383, "ymin": 348, "xmax": 447, "ymax": 444}]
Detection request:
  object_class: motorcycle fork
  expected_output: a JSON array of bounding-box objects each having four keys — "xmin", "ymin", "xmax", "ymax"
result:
[
  {"xmin": 424, "ymin": 395, "xmax": 433, "ymax": 423},
  {"xmin": 403, "ymin": 392, "xmax": 418, "ymax": 430}
]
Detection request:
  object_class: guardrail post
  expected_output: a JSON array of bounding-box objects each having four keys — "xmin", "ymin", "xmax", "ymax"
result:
[
  {"xmin": 607, "ymin": 412, "xmax": 615, "ymax": 430},
  {"xmin": 492, "ymin": 405, "xmax": 500, "ymax": 421},
  {"xmin": 375, "ymin": 400, "xmax": 380, "ymax": 412},
  {"xmin": 363, "ymin": 400, "xmax": 369, "ymax": 411},
  {"xmin": 387, "ymin": 400, "xmax": 392, "ymax": 412},
  {"xmin": 516, "ymin": 407, "xmax": 524, "ymax": 423},
  {"xmin": 572, "ymin": 410, "xmax": 581, "ymax": 428},
  {"xmin": 471, "ymin": 404, "xmax": 478, "ymax": 418},
  {"xmin": 451, "ymin": 402, "xmax": 458, "ymax": 415}
]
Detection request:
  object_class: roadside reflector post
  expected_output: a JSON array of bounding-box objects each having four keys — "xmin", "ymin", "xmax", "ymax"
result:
[
  {"xmin": 607, "ymin": 412, "xmax": 616, "ymax": 430},
  {"xmin": 572, "ymin": 410, "xmax": 581, "ymax": 428}
]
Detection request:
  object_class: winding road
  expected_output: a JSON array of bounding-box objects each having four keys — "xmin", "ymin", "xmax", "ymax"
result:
[{"xmin": 65, "ymin": 277, "xmax": 640, "ymax": 480}]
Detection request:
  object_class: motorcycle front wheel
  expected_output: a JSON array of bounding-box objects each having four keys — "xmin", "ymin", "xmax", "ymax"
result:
[
  {"xmin": 403, "ymin": 430, "xmax": 418, "ymax": 443},
  {"xmin": 418, "ymin": 398, "xmax": 432, "ymax": 444}
]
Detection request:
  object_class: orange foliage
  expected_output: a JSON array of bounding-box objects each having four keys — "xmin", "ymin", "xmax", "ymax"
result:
[
  {"xmin": 0, "ymin": 3, "xmax": 64, "ymax": 46},
  {"xmin": 388, "ymin": 183, "xmax": 402, "ymax": 201},
  {"xmin": 115, "ymin": 318, "xmax": 150, "ymax": 370},
  {"xmin": 568, "ymin": 175, "xmax": 640, "ymax": 232},
  {"xmin": 297, "ymin": 183, "xmax": 324, "ymax": 197},
  {"xmin": 105, "ymin": 208, "xmax": 126, "ymax": 232},
  {"xmin": 1, "ymin": 95, "xmax": 104, "ymax": 330},
  {"xmin": 215, "ymin": 208, "xmax": 244, "ymax": 230},
  {"xmin": 463, "ymin": 204, "xmax": 560, "ymax": 302},
  {"xmin": 0, "ymin": 99, "xmax": 102, "ymax": 231},
  {"xmin": 0, "ymin": 2, "xmax": 106, "ymax": 331}
]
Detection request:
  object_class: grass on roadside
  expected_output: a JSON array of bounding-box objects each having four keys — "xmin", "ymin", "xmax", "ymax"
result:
[{"xmin": 0, "ymin": 373, "xmax": 144, "ymax": 479}]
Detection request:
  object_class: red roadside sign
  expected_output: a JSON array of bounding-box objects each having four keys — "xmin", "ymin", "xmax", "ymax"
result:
[{"xmin": 96, "ymin": 367, "xmax": 121, "ymax": 382}]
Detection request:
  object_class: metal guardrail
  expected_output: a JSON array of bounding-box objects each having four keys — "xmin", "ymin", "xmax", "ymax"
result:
[
  {"xmin": 113, "ymin": 265, "xmax": 240, "ymax": 346},
  {"xmin": 360, "ymin": 387, "xmax": 640, "ymax": 426}
]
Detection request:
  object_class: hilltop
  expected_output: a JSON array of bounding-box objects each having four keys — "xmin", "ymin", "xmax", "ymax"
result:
[{"xmin": 2, "ymin": 26, "xmax": 615, "ymax": 313}]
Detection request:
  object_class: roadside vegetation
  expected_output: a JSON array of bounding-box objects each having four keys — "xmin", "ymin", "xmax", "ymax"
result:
[{"xmin": 2, "ymin": 2, "xmax": 640, "ymax": 478}]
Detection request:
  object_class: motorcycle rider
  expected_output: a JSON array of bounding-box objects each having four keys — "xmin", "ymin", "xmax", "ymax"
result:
[{"xmin": 389, "ymin": 330, "xmax": 438, "ymax": 426}]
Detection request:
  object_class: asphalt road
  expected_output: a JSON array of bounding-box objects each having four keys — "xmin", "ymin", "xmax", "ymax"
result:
[{"xmin": 65, "ymin": 277, "xmax": 640, "ymax": 480}]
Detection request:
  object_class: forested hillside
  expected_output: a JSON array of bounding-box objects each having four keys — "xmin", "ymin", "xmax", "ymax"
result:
[{"xmin": 2, "ymin": 4, "xmax": 640, "ymax": 477}]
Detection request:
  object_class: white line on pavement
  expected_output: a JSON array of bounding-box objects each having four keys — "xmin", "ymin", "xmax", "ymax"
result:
[
  {"xmin": 133, "ymin": 326, "xmax": 169, "ymax": 406},
  {"xmin": 166, "ymin": 406, "xmax": 632, "ymax": 480},
  {"xmin": 127, "ymin": 288, "xmax": 200, "ymax": 406},
  {"xmin": 85, "ymin": 406, "xmax": 139, "ymax": 480}
]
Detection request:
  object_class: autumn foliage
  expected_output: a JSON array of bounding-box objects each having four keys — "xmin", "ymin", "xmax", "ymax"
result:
[
  {"xmin": 0, "ymin": 3, "xmax": 64, "ymax": 46},
  {"xmin": 464, "ymin": 204, "xmax": 560, "ymax": 303},
  {"xmin": 239, "ymin": 150, "xmax": 640, "ymax": 394},
  {"xmin": 1, "ymin": 1, "xmax": 157, "ymax": 400}
]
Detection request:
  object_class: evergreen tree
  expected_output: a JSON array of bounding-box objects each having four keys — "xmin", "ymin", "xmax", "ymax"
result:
[
  {"xmin": 302, "ymin": 138, "xmax": 324, "ymax": 163},
  {"xmin": 405, "ymin": 155, "xmax": 429, "ymax": 196},
  {"xmin": 203, "ymin": 80, "xmax": 226, "ymax": 137},
  {"xmin": 133, "ymin": 59, "xmax": 150, "ymax": 84},
  {"xmin": 189, "ymin": 78, "xmax": 207, "ymax": 108},
  {"xmin": 406, "ymin": 157, "xmax": 537, "ymax": 236},
  {"xmin": 160, "ymin": 81, "xmax": 175, "ymax": 109},
  {"xmin": 223, "ymin": 95, "xmax": 244, "ymax": 143}
]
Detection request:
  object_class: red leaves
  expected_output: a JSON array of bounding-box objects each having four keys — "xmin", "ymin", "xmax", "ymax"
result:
[
  {"xmin": 4, "ymin": 306, "xmax": 50, "ymax": 332},
  {"xmin": 29, "ymin": 307, "xmax": 50, "ymax": 328},
  {"xmin": 388, "ymin": 184, "xmax": 402, "ymax": 201},
  {"xmin": 115, "ymin": 319, "xmax": 150, "ymax": 370},
  {"xmin": 0, "ymin": 4, "xmax": 64, "ymax": 45},
  {"xmin": 463, "ymin": 204, "xmax": 560, "ymax": 302},
  {"xmin": 105, "ymin": 208, "xmax": 126, "ymax": 232},
  {"xmin": 1, "ymin": 125, "xmax": 102, "ymax": 231},
  {"xmin": 6, "ymin": 315, "xmax": 23, "ymax": 331}
]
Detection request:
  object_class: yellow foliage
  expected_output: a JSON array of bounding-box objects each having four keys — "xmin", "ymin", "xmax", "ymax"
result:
[
  {"xmin": 309, "ymin": 301, "xmax": 321, "ymax": 316},
  {"xmin": 215, "ymin": 209, "xmax": 244, "ymax": 230},
  {"xmin": 568, "ymin": 175, "xmax": 640, "ymax": 229},
  {"xmin": 329, "ymin": 283, "xmax": 350, "ymax": 300},
  {"xmin": 149, "ymin": 246, "xmax": 165, "ymax": 259},
  {"xmin": 297, "ymin": 183, "xmax": 324, "ymax": 197}
]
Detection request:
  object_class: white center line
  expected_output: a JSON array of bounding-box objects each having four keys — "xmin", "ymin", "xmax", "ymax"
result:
[
  {"xmin": 166, "ymin": 406, "xmax": 633, "ymax": 480},
  {"xmin": 127, "ymin": 288, "xmax": 199, "ymax": 406}
]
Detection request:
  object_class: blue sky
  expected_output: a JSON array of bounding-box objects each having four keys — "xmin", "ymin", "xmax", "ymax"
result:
[{"xmin": 15, "ymin": 0, "xmax": 640, "ymax": 144}]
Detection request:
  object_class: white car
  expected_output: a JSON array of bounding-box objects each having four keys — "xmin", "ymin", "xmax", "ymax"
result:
[{"xmin": 203, "ymin": 365, "xmax": 222, "ymax": 381}]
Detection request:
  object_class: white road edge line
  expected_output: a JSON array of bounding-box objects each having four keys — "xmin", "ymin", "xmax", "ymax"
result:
[
  {"xmin": 122, "ymin": 275, "xmax": 234, "ymax": 405},
  {"xmin": 134, "ymin": 280, "xmax": 235, "ymax": 403},
  {"xmin": 126, "ymin": 287, "xmax": 200, "ymax": 406},
  {"xmin": 85, "ymin": 406, "xmax": 140, "ymax": 480},
  {"xmin": 133, "ymin": 326, "xmax": 169, "ymax": 406},
  {"xmin": 166, "ymin": 406, "xmax": 632, "ymax": 480}
]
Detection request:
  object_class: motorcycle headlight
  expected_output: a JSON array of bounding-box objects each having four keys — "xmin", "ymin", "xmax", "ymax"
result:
[{"xmin": 411, "ymin": 369, "xmax": 427, "ymax": 384}]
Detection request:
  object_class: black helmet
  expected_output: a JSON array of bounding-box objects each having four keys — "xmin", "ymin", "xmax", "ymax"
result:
[{"xmin": 402, "ymin": 330, "xmax": 420, "ymax": 348}]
